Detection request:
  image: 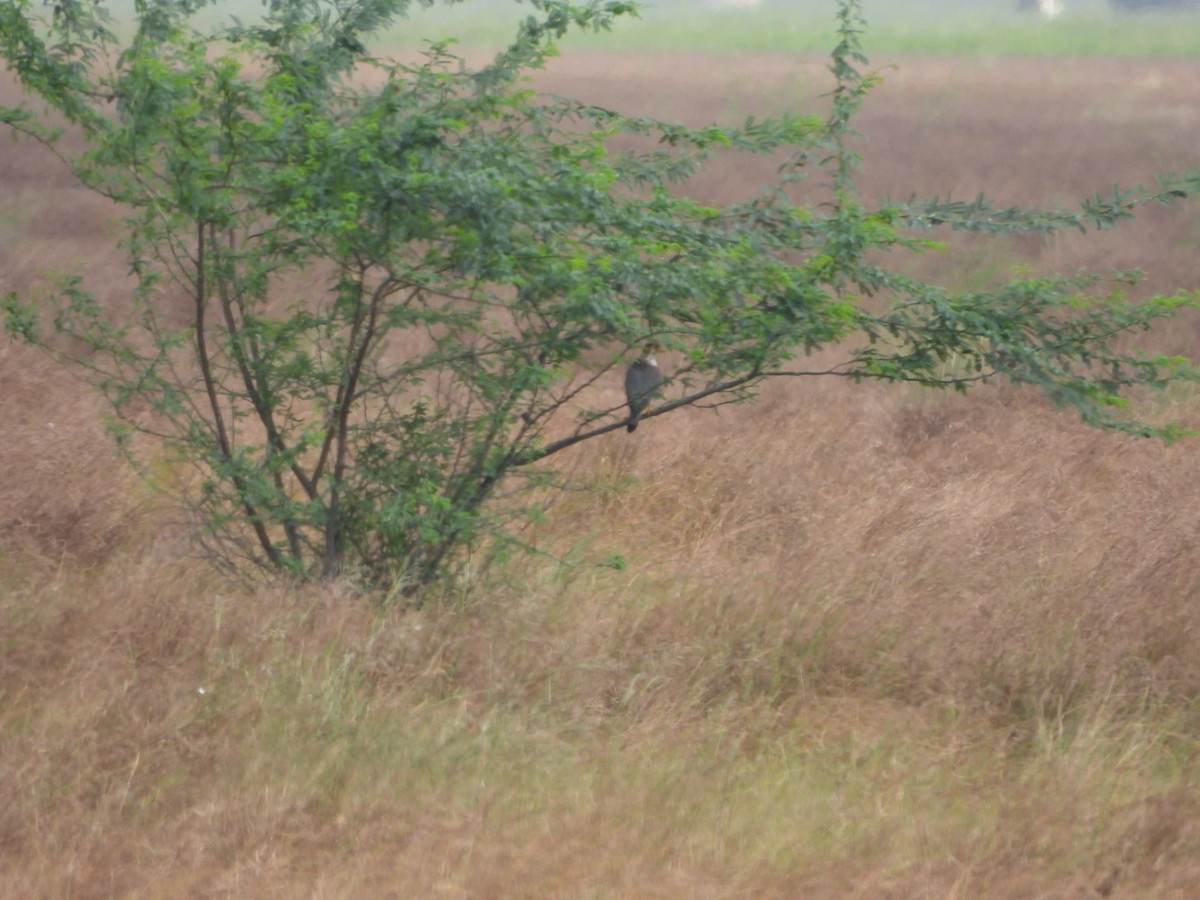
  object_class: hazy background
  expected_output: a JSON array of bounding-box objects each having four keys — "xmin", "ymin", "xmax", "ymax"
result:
[
  {"xmin": 4, "ymin": 0, "xmax": 1200, "ymax": 896},
  {"xmin": 89, "ymin": 0, "xmax": 1200, "ymax": 55}
]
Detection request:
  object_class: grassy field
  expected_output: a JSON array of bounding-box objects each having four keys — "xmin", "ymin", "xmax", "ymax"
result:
[
  {"xmin": 99, "ymin": 0, "xmax": 1200, "ymax": 57},
  {"xmin": 376, "ymin": 0, "xmax": 1200, "ymax": 58},
  {"xmin": 5, "ymin": 20, "xmax": 1200, "ymax": 900}
]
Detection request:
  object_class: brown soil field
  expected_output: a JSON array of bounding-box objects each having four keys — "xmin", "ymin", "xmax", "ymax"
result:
[{"xmin": 3, "ymin": 51, "xmax": 1200, "ymax": 897}]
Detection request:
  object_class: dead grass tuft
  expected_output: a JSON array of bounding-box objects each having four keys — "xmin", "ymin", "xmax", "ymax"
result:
[{"xmin": 0, "ymin": 344, "xmax": 147, "ymax": 565}]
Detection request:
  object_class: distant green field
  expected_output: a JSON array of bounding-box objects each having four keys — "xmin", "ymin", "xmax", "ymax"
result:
[
  {"xmin": 377, "ymin": 0, "xmax": 1200, "ymax": 58},
  {"xmin": 89, "ymin": 0, "xmax": 1200, "ymax": 58}
]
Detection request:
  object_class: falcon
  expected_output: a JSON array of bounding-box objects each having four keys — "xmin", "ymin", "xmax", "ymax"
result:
[{"xmin": 624, "ymin": 347, "xmax": 663, "ymax": 433}]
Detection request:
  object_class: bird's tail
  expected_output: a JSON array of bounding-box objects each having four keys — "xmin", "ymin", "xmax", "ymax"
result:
[{"xmin": 626, "ymin": 417, "xmax": 639, "ymax": 433}]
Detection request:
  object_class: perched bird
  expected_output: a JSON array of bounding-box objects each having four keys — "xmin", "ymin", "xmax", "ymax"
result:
[{"xmin": 624, "ymin": 347, "xmax": 663, "ymax": 433}]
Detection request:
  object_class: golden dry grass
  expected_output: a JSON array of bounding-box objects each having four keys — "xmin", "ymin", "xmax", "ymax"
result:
[{"xmin": 4, "ymin": 52, "xmax": 1200, "ymax": 897}]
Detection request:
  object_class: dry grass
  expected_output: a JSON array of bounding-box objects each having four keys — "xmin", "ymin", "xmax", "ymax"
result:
[{"xmin": 4, "ymin": 53, "xmax": 1200, "ymax": 897}]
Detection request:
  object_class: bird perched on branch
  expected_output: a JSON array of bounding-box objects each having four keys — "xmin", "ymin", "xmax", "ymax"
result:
[{"xmin": 624, "ymin": 346, "xmax": 663, "ymax": 433}]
